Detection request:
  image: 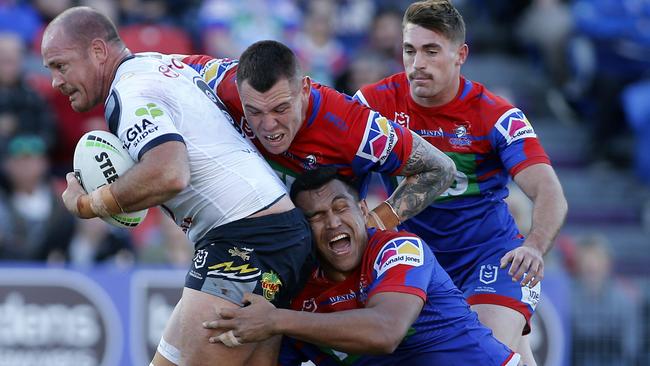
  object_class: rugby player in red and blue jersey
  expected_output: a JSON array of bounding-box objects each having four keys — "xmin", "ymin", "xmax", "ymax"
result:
[
  {"xmin": 353, "ymin": 1, "xmax": 568, "ymax": 364},
  {"xmin": 204, "ymin": 167, "xmax": 521, "ymax": 366},
  {"xmin": 151, "ymin": 40, "xmax": 455, "ymax": 365},
  {"xmin": 176, "ymin": 40, "xmax": 455, "ymax": 231}
]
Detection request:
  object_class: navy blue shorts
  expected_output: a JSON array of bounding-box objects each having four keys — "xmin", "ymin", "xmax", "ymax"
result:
[
  {"xmin": 185, "ymin": 208, "xmax": 314, "ymax": 308},
  {"xmin": 437, "ymin": 239, "xmax": 541, "ymax": 334}
]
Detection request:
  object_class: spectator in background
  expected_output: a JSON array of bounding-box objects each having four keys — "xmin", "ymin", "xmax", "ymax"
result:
[
  {"xmin": 134, "ymin": 208, "xmax": 193, "ymax": 268},
  {"xmin": 569, "ymin": 0, "xmax": 650, "ymax": 165},
  {"xmin": 621, "ymin": 80, "xmax": 650, "ymax": 184},
  {"xmin": 32, "ymin": 0, "xmax": 74, "ymax": 24},
  {"xmin": 366, "ymin": 8, "xmax": 404, "ymax": 73},
  {"xmin": 297, "ymin": 0, "xmax": 377, "ymax": 53},
  {"xmin": 0, "ymin": 135, "xmax": 75, "ymax": 262},
  {"xmin": 515, "ymin": 0, "xmax": 573, "ymax": 90},
  {"xmin": 0, "ymin": 32, "xmax": 56, "ymax": 157},
  {"xmin": 68, "ymin": 217, "xmax": 135, "ymax": 268},
  {"xmin": 334, "ymin": 51, "xmax": 391, "ymax": 95},
  {"xmin": 198, "ymin": 0, "xmax": 302, "ymax": 57},
  {"xmin": 571, "ymin": 233, "xmax": 641, "ymax": 366},
  {"xmin": 293, "ymin": 0, "xmax": 347, "ymax": 86},
  {"xmin": 0, "ymin": 0, "xmax": 42, "ymax": 46},
  {"xmin": 119, "ymin": 0, "xmax": 194, "ymax": 55}
]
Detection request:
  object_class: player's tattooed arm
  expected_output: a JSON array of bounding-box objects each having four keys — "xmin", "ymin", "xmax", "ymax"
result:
[{"xmin": 387, "ymin": 131, "xmax": 456, "ymax": 221}]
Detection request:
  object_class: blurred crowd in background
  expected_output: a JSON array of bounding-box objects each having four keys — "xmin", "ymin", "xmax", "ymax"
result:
[{"xmin": 0, "ymin": 0, "xmax": 649, "ymax": 364}]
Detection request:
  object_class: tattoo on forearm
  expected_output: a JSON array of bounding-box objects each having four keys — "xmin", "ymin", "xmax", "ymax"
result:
[{"xmin": 388, "ymin": 133, "xmax": 455, "ymax": 221}]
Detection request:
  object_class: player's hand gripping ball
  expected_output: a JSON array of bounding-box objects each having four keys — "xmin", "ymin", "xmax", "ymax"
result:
[{"xmin": 73, "ymin": 130, "xmax": 148, "ymax": 228}]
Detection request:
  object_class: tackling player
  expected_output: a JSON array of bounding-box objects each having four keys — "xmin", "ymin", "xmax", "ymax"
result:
[
  {"xmin": 42, "ymin": 7, "xmax": 313, "ymax": 366},
  {"xmin": 353, "ymin": 1, "xmax": 568, "ymax": 364},
  {"xmin": 149, "ymin": 40, "xmax": 455, "ymax": 366},
  {"xmin": 204, "ymin": 167, "xmax": 522, "ymax": 366},
  {"xmin": 172, "ymin": 40, "xmax": 456, "ymax": 232}
]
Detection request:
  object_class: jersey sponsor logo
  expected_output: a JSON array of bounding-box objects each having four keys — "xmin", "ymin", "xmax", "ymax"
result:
[
  {"xmin": 124, "ymin": 118, "xmax": 159, "ymax": 149},
  {"xmin": 201, "ymin": 58, "xmax": 238, "ymax": 86},
  {"xmin": 394, "ymin": 111, "xmax": 410, "ymax": 129},
  {"xmin": 125, "ymin": 103, "xmax": 164, "ymax": 149},
  {"xmin": 228, "ymin": 247, "xmax": 253, "ymax": 261},
  {"xmin": 135, "ymin": 103, "xmax": 164, "ymax": 119},
  {"xmin": 261, "ymin": 271, "xmax": 282, "ymax": 301},
  {"xmin": 479, "ymin": 264, "xmax": 498, "ymax": 284},
  {"xmin": 521, "ymin": 279, "xmax": 541, "ymax": 309},
  {"xmin": 356, "ymin": 113, "xmax": 398, "ymax": 164},
  {"xmin": 326, "ymin": 290, "xmax": 357, "ymax": 306},
  {"xmin": 449, "ymin": 124, "xmax": 472, "ymax": 146},
  {"xmin": 495, "ymin": 108, "xmax": 537, "ymax": 145},
  {"xmin": 416, "ymin": 127, "xmax": 444, "ymax": 138},
  {"xmin": 207, "ymin": 261, "xmax": 261, "ymax": 281},
  {"xmin": 158, "ymin": 64, "xmax": 179, "ymax": 78},
  {"xmin": 324, "ymin": 111, "xmax": 349, "ymax": 131},
  {"xmin": 373, "ymin": 237, "xmax": 424, "ymax": 277}
]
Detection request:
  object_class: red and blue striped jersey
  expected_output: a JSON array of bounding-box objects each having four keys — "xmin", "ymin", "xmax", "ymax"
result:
[
  {"xmin": 181, "ymin": 55, "xmax": 413, "ymax": 192},
  {"xmin": 355, "ymin": 73, "xmax": 550, "ymax": 252},
  {"xmin": 279, "ymin": 229, "xmax": 516, "ymax": 365}
]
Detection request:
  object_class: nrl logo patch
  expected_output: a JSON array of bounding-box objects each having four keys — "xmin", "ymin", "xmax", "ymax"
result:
[
  {"xmin": 479, "ymin": 264, "xmax": 498, "ymax": 284},
  {"xmin": 193, "ymin": 249, "xmax": 208, "ymax": 269}
]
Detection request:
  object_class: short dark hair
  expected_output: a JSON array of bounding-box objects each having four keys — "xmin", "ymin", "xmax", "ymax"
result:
[
  {"xmin": 289, "ymin": 167, "xmax": 358, "ymax": 203},
  {"xmin": 403, "ymin": 0, "xmax": 466, "ymax": 45},
  {"xmin": 236, "ymin": 40, "xmax": 302, "ymax": 92}
]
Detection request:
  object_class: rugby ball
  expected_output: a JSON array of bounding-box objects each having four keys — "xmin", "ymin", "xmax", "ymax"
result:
[{"xmin": 73, "ymin": 130, "xmax": 148, "ymax": 228}]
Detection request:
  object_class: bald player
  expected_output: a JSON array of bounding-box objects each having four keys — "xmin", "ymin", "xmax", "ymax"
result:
[{"xmin": 41, "ymin": 7, "xmax": 313, "ymax": 366}]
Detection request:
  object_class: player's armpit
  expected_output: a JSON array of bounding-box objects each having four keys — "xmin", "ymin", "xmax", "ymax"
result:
[{"xmin": 388, "ymin": 131, "xmax": 456, "ymax": 221}]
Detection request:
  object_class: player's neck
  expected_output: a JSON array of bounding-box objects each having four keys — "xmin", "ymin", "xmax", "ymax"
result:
[
  {"xmin": 321, "ymin": 267, "xmax": 351, "ymax": 283},
  {"xmin": 101, "ymin": 47, "xmax": 133, "ymax": 102}
]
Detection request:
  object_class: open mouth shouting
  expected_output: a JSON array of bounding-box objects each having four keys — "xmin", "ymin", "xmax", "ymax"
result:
[{"xmin": 329, "ymin": 233, "xmax": 352, "ymax": 255}]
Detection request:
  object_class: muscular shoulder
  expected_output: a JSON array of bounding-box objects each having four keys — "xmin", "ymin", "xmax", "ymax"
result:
[
  {"xmin": 365, "ymin": 230, "xmax": 426, "ymax": 270},
  {"xmin": 308, "ymin": 83, "xmax": 369, "ymax": 133},
  {"xmin": 356, "ymin": 73, "xmax": 408, "ymax": 108},
  {"xmin": 462, "ymin": 78, "xmax": 517, "ymax": 125}
]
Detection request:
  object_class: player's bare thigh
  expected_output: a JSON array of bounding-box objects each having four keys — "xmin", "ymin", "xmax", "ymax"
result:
[
  {"xmin": 471, "ymin": 303, "xmax": 526, "ymax": 350},
  {"xmin": 151, "ymin": 299, "xmax": 183, "ymax": 366},
  {"xmin": 180, "ymin": 287, "xmax": 258, "ymax": 366},
  {"xmin": 471, "ymin": 304, "xmax": 536, "ymax": 366}
]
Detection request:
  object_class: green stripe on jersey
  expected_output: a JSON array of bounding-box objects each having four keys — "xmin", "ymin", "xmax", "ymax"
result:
[
  {"xmin": 435, "ymin": 152, "xmax": 480, "ymax": 202},
  {"xmin": 267, "ymin": 159, "xmax": 299, "ymax": 187}
]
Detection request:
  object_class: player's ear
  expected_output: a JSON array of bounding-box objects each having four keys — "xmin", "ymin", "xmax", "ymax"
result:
[
  {"xmin": 90, "ymin": 38, "xmax": 109, "ymax": 63},
  {"xmin": 301, "ymin": 76, "xmax": 311, "ymax": 97},
  {"xmin": 359, "ymin": 199, "xmax": 370, "ymax": 218},
  {"xmin": 456, "ymin": 43, "xmax": 468, "ymax": 66}
]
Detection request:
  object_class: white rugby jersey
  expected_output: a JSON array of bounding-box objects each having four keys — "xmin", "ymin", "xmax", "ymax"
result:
[{"xmin": 104, "ymin": 55, "xmax": 287, "ymax": 243}]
